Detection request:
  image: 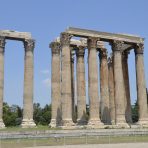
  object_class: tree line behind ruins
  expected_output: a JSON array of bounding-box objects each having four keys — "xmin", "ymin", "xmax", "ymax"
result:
[{"xmin": 2, "ymin": 96, "xmax": 148, "ymax": 127}]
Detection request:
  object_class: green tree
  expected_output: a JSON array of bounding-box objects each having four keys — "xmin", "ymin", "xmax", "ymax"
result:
[{"xmin": 131, "ymin": 100, "xmax": 139, "ymax": 123}]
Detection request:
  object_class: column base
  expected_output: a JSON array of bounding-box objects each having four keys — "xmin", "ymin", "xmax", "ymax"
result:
[
  {"xmin": 137, "ymin": 118, "xmax": 148, "ymax": 127},
  {"xmin": 49, "ymin": 119, "xmax": 61, "ymax": 128},
  {"xmin": 87, "ymin": 119, "xmax": 104, "ymax": 129},
  {"xmin": 0, "ymin": 119, "xmax": 5, "ymax": 129},
  {"xmin": 60, "ymin": 119, "xmax": 76, "ymax": 129},
  {"xmin": 21, "ymin": 119, "xmax": 36, "ymax": 128},
  {"xmin": 113, "ymin": 123, "xmax": 130, "ymax": 128}
]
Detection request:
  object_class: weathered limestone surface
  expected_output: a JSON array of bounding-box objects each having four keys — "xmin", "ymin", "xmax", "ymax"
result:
[
  {"xmin": 21, "ymin": 39, "xmax": 36, "ymax": 128},
  {"xmin": 70, "ymin": 48, "xmax": 76, "ymax": 122},
  {"xmin": 0, "ymin": 36, "xmax": 5, "ymax": 128},
  {"xmin": 60, "ymin": 33, "xmax": 75, "ymax": 128},
  {"xmin": 49, "ymin": 42, "xmax": 61, "ymax": 127},
  {"xmin": 0, "ymin": 30, "xmax": 32, "ymax": 40},
  {"xmin": 135, "ymin": 43, "xmax": 148, "ymax": 126},
  {"xmin": 99, "ymin": 49, "xmax": 111, "ymax": 124},
  {"xmin": 87, "ymin": 37, "xmax": 103, "ymax": 127},
  {"xmin": 76, "ymin": 46, "xmax": 87, "ymax": 125},
  {"xmin": 66, "ymin": 27, "xmax": 144, "ymax": 44},
  {"xmin": 108, "ymin": 57, "xmax": 116, "ymax": 125},
  {"xmin": 122, "ymin": 51, "xmax": 132, "ymax": 124},
  {"xmin": 112, "ymin": 40, "xmax": 129, "ymax": 128}
]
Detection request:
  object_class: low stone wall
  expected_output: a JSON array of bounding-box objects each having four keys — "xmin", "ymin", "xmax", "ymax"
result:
[{"xmin": 0, "ymin": 129, "xmax": 148, "ymax": 139}]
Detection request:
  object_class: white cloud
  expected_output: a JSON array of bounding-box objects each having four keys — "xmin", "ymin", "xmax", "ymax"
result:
[
  {"xmin": 41, "ymin": 70, "xmax": 50, "ymax": 74},
  {"xmin": 42, "ymin": 78, "xmax": 51, "ymax": 88}
]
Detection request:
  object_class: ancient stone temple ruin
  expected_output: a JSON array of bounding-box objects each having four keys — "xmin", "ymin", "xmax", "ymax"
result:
[
  {"xmin": 0, "ymin": 30, "xmax": 36, "ymax": 128},
  {"xmin": 0, "ymin": 27, "xmax": 147, "ymax": 129},
  {"xmin": 50, "ymin": 27, "xmax": 148, "ymax": 129}
]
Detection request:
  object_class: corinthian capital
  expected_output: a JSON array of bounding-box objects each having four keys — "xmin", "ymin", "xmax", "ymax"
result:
[
  {"xmin": 50, "ymin": 42, "xmax": 61, "ymax": 55},
  {"xmin": 87, "ymin": 37, "xmax": 99, "ymax": 49},
  {"xmin": 99, "ymin": 48, "xmax": 107, "ymax": 59},
  {"xmin": 76, "ymin": 46, "xmax": 85, "ymax": 57},
  {"xmin": 0, "ymin": 36, "xmax": 6, "ymax": 49},
  {"xmin": 111, "ymin": 40, "xmax": 124, "ymax": 51},
  {"xmin": 60, "ymin": 32, "xmax": 72, "ymax": 46},
  {"xmin": 134, "ymin": 43, "xmax": 144, "ymax": 54},
  {"xmin": 24, "ymin": 39, "xmax": 35, "ymax": 52}
]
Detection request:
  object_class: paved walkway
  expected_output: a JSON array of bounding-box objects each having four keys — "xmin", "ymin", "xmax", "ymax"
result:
[{"xmin": 27, "ymin": 143, "xmax": 148, "ymax": 148}]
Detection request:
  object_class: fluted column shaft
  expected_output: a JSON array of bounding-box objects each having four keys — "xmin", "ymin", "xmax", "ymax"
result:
[
  {"xmin": 99, "ymin": 49, "xmax": 111, "ymax": 124},
  {"xmin": 21, "ymin": 39, "xmax": 36, "ymax": 128},
  {"xmin": 50, "ymin": 42, "xmax": 61, "ymax": 127},
  {"xmin": 60, "ymin": 33, "xmax": 74, "ymax": 127},
  {"xmin": 87, "ymin": 37, "xmax": 103, "ymax": 126},
  {"xmin": 122, "ymin": 51, "xmax": 132, "ymax": 123},
  {"xmin": 135, "ymin": 43, "xmax": 148, "ymax": 125},
  {"xmin": 108, "ymin": 57, "xmax": 116, "ymax": 125},
  {"xmin": 112, "ymin": 40, "xmax": 128, "ymax": 127},
  {"xmin": 71, "ymin": 49, "xmax": 75, "ymax": 122},
  {"xmin": 0, "ymin": 36, "xmax": 5, "ymax": 128},
  {"xmin": 76, "ymin": 46, "xmax": 86, "ymax": 125}
]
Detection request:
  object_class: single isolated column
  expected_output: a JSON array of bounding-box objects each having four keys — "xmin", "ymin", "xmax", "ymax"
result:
[
  {"xmin": 108, "ymin": 57, "xmax": 116, "ymax": 125},
  {"xmin": 21, "ymin": 39, "xmax": 36, "ymax": 128},
  {"xmin": 99, "ymin": 49, "xmax": 111, "ymax": 124},
  {"xmin": 76, "ymin": 45, "xmax": 87, "ymax": 125},
  {"xmin": 135, "ymin": 43, "xmax": 148, "ymax": 126},
  {"xmin": 87, "ymin": 37, "xmax": 103, "ymax": 127},
  {"xmin": 60, "ymin": 32, "xmax": 74, "ymax": 128},
  {"xmin": 111, "ymin": 40, "xmax": 129, "ymax": 128},
  {"xmin": 0, "ymin": 36, "xmax": 5, "ymax": 128},
  {"xmin": 122, "ymin": 51, "xmax": 132, "ymax": 124},
  {"xmin": 49, "ymin": 42, "xmax": 61, "ymax": 127}
]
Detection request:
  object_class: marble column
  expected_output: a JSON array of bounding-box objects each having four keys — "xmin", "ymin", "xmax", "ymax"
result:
[
  {"xmin": 0, "ymin": 36, "xmax": 5, "ymax": 128},
  {"xmin": 99, "ymin": 49, "xmax": 111, "ymax": 124},
  {"xmin": 87, "ymin": 37, "xmax": 103, "ymax": 127},
  {"xmin": 135, "ymin": 43, "xmax": 148, "ymax": 126},
  {"xmin": 76, "ymin": 45, "xmax": 87, "ymax": 125},
  {"xmin": 49, "ymin": 42, "xmax": 61, "ymax": 127},
  {"xmin": 71, "ymin": 48, "xmax": 76, "ymax": 122},
  {"xmin": 21, "ymin": 39, "xmax": 36, "ymax": 128},
  {"xmin": 122, "ymin": 51, "xmax": 132, "ymax": 123},
  {"xmin": 112, "ymin": 40, "xmax": 128, "ymax": 128},
  {"xmin": 108, "ymin": 57, "xmax": 116, "ymax": 125},
  {"xmin": 60, "ymin": 33, "xmax": 74, "ymax": 127}
]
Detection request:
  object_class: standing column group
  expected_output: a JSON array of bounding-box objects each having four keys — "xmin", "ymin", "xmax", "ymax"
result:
[{"xmin": 50, "ymin": 34, "xmax": 148, "ymax": 129}]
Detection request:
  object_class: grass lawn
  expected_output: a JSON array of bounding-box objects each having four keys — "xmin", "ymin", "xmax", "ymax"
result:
[{"xmin": 0, "ymin": 135, "xmax": 148, "ymax": 148}]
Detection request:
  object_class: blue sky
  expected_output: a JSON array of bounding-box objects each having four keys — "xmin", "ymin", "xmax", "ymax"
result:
[{"xmin": 0, "ymin": 0, "xmax": 148, "ymax": 107}]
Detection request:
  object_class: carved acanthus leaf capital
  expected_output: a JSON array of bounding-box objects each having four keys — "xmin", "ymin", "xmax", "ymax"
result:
[
  {"xmin": 134, "ymin": 43, "xmax": 144, "ymax": 54},
  {"xmin": 60, "ymin": 32, "xmax": 72, "ymax": 46},
  {"xmin": 76, "ymin": 45, "xmax": 85, "ymax": 57},
  {"xmin": 0, "ymin": 36, "xmax": 6, "ymax": 51},
  {"xmin": 111, "ymin": 40, "xmax": 124, "ymax": 51},
  {"xmin": 24, "ymin": 39, "xmax": 35, "ymax": 52},
  {"xmin": 50, "ymin": 42, "xmax": 61, "ymax": 55},
  {"xmin": 87, "ymin": 37, "xmax": 99, "ymax": 49},
  {"xmin": 122, "ymin": 51, "xmax": 130, "ymax": 60},
  {"xmin": 99, "ymin": 48, "xmax": 107, "ymax": 59}
]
